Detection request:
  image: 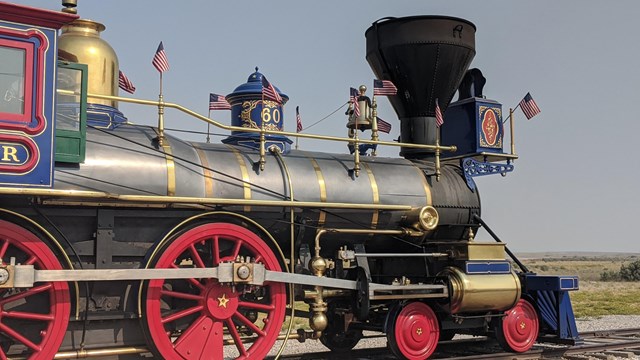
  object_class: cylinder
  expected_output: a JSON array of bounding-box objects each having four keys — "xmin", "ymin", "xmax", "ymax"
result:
[{"xmin": 440, "ymin": 266, "xmax": 520, "ymax": 314}]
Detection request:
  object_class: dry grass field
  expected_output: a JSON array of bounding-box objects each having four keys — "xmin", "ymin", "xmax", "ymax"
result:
[{"xmin": 520, "ymin": 254, "xmax": 640, "ymax": 318}]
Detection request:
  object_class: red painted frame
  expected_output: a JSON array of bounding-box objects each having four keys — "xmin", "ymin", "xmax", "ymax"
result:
[
  {"xmin": 0, "ymin": 28, "xmax": 47, "ymax": 135},
  {"xmin": 0, "ymin": 38, "xmax": 33, "ymax": 124}
]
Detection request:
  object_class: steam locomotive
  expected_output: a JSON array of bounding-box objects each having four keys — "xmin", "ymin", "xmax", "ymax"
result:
[{"xmin": 0, "ymin": 2, "xmax": 581, "ymax": 359}]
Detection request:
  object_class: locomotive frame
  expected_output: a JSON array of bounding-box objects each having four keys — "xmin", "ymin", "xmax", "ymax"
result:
[{"xmin": 0, "ymin": 2, "xmax": 581, "ymax": 359}]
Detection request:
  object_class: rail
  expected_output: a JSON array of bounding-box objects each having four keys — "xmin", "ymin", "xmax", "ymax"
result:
[{"xmin": 56, "ymin": 89, "xmax": 457, "ymax": 178}]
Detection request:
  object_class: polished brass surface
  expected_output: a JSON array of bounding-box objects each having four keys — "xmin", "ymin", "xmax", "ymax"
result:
[
  {"xmin": 58, "ymin": 20, "xmax": 118, "ymax": 107},
  {"xmin": 509, "ymin": 107, "xmax": 516, "ymax": 155},
  {"xmin": 363, "ymin": 163, "xmax": 379, "ymax": 229},
  {"xmin": 153, "ymin": 128, "xmax": 175, "ymax": 196},
  {"xmin": 442, "ymin": 242, "xmax": 506, "ymax": 261},
  {"xmin": 194, "ymin": 147, "xmax": 214, "ymax": 198},
  {"xmin": 57, "ymin": 90, "xmax": 457, "ymax": 153},
  {"xmin": 414, "ymin": 166, "xmax": 432, "ymax": 206},
  {"xmin": 440, "ymin": 266, "xmax": 521, "ymax": 314},
  {"xmin": 53, "ymin": 346, "xmax": 149, "ymax": 359},
  {"xmin": 308, "ymin": 157, "xmax": 327, "ymax": 227},
  {"xmin": 402, "ymin": 206, "xmax": 439, "ymax": 231},
  {"xmin": 228, "ymin": 146, "xmax": 252, "ymax": 212}
]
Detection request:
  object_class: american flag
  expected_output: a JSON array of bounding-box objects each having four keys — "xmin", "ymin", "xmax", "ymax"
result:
[
  {"xmin": 209, "ymin": 93, "xmax": 231, "ymax": 110},
  {"xmin": 350, "ymin": 87, "xmax": 360, "ymax": 117},
  {"xmin": 373, "ymin": 79, "xmax": 397, "ymax": 96},
  {"xmin": 376, "ymin": 117, "xmax": 392, "ymax": 134},
  {"xmin": 435, "ymin": 98, "xmax": 444, "ymax": 127},
  {"xmin": 261, "ymin": 75, "xmax": 282, "ymax": 103},
  {"xmin": 118, "ymin": 70, "xmax": 136, "ymax": 94},
  {"xmin": 152, "ymin": 41, "xmax": 169, "ymax": 73},
  {"xmin": 296, "ymin": 106, "xmax": 303, "ymax": 133},
  {"xmin": 519, "ymin": 92, "xmax": 541, "ymax": 120}
]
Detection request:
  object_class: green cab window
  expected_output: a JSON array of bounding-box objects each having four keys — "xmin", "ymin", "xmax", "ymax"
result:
[{"xmin": 55, "ymin": 62, "xmax": 87, "ymax": 163}]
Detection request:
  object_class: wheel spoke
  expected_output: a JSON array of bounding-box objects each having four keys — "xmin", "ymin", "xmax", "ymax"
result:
[
  {"xmin": 233, "ymin": 310, "xmax": 265, "ymax": 337},
  {"xmin": 0, "ymin": 322, "xmax": 41, "ymax": 351},
  {"xmin": 3, "ymin": 310, "xmax": 54, "ymax": 321},
  {"xmin": 161, "ymin": 305, "xmax": 204, "ymax": 324},
  {"xmin": 189, "ymin": 244, "xmax": 206, "ymax": 268},
  {"xmin": 212, "ymin": 235, "xmax": 220, "ymax": 265},
  {"xmin": 0, "ymin": 347, "xmax": 7, "ymax": 360},
  {"xmin": 0, "ymin": 239, "xmax": 9, "ymax": 261},
  {"xmin": 253, "ymin": 254, "xmax": 263, "ymax": 263},
  {"xmin": 0, "ymin": 283, "xmax": 52, "ymax": 306},
  {"xmin": 238, "ymin": 301, "xmax": 274, "ymax": 311},
  {"xmin": 161, "ymin": 289, "xmax": 203, "ymax": 301},
  {"xmin": 225, "ymin": 318, "xmax": 247, "ymax": 357},
  {"xmin": 24, "ymin": 255, "xmax": 37, "ymax": 266}
]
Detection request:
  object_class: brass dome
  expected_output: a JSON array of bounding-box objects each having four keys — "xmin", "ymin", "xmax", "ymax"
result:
[{"xmin": 58, "ymin": 19, "xmax": 119, "ymax": 107}]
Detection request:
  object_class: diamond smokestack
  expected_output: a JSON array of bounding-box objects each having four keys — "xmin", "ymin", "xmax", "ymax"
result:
[{"xmin": 365, "ymin": 16, "xmax": 476, "ymax": 159}]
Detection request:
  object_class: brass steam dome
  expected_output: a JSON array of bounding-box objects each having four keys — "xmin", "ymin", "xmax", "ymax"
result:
[{"xmin": 58, "ymin": 19, "xmax": 119, "ymax": 107}]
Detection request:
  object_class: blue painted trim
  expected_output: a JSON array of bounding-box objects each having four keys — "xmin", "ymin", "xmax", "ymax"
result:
[
  {"xmin": 465, "ymin": 261, "xmax": 511, "ymax": 274},
  {"xmin": 462, "ymin": 157, "xmax": 514, "ymax": 190}
]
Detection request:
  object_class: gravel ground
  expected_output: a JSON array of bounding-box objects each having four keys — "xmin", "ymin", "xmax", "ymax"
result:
[{"xmin": 260, "ymin": 315, "xmax": 640, "ymax": 358}]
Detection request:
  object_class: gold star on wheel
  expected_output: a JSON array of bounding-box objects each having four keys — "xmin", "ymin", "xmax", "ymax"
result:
[
  {"xmin": 416, "ymin": 328, "xmax": 423, "ymax": 335},
  {"xmin": 218, "ymin": 293, "xmax": 230, "ymax": 308},
  {"xmin": 520, "ymin": 322, "xmax": 526, "ymax": 329}
]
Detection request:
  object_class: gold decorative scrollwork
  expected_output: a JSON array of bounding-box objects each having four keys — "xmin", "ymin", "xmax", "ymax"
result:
[
  {"xmin": 240, "ymin": 100, "xmax": 260, "ymax": 129},
  {"xmin": 240, "ymin": 100, "xmax": 282, "ymax": 130}
]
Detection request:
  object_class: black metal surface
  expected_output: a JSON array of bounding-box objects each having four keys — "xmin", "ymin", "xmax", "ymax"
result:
[{"xmin": 365, "ymin": 16, "xmax": 476, "ymax": 159}]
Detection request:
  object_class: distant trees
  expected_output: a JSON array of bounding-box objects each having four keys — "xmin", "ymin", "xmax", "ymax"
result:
[{"xmin": 600, "ymin": 260, "xmax": 640, "ymax": 281}]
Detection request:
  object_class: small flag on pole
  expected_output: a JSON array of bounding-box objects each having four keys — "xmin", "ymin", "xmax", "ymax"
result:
[
  {"xmin": 435, "ymin": 98, "xmax": 444, "ymax": 128},
  {"xmin": 152, "ymin": 41, "xmax": 169, "ymax": 73},
  {"xmin": 209, "ymin": 93, "xmax": 231, "ymax": 110},
  {"xmin": 296, "ymin": 106, "xmax": 303, "ymax": 133},
  {"xmin": 118, "ymin": 70, "xmax": 136, "ymax": 94},
  {"xmin": 261, "ymin": 75, "xmax": 282, "ymax": 103},
  {"xmin": 373, "ymin": 79, "xmax": 397, "ymax": 96},
  {"xmin": 377, "ymin": 117, "xmax": 392, "ymax": 133},
  {"xmin": 350, "ymin": 87, "xmax": 360, "ymax": 117},
  {"xmin": 518, "ymin": 92, "xmax": 541, "ymax": 120}
]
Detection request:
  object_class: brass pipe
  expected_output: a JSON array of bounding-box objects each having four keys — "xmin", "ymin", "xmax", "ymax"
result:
[
  {"xmin": 53, "ymin": 346, "xmax": 149, "ymax": 359},
  {"xmin": 371, "ymin": 97, "xmax": 379, "ymax": 156},
  {"xmin": 56, "ymin": 90, "xmax": 457, "ymax": 153},
  {"xmin": 0, "ymin": 187, "xmax": 413, "ymax": 211},
  {"xmin": 509, "ymin": 107, "xmax": 516, "ymax": 156},
  {"xmin": 314, "ymin": 227, "xmax": 423, "ymax": 257},
  {"xmin": 259, "ymin": 127, "xmax": 266, "ymax": 171}
]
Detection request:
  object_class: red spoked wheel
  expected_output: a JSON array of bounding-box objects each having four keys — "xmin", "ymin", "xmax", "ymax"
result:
[
  {"xmin": 495, "ymin": 299, "xmax": 539, "ymax": 353},
  {"xmin": 0, "ymin": 219, "xmax": 70, "ymax": 359},
  {"xmin": 142, "ymin": 223, "xmax": 286, "ymax": 360},
  {"xmin": 387, "ymin": 302, "xmax": 439, "ymax": 360}
]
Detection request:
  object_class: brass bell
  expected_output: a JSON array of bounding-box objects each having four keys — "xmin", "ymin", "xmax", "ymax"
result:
[{"xmin": 347, "ymin": 85, "xmax": 372, "ymax": 130}]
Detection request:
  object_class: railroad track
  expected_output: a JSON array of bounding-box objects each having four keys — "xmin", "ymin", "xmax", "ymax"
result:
[{"xmin": 272, "ymin": 328, "xmax": 640, "ymax": 360}]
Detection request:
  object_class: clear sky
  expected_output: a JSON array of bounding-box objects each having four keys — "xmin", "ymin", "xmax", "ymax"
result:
[{"xmin": 20, "ymin": 0, "xmax": 640, "ymax": 253}]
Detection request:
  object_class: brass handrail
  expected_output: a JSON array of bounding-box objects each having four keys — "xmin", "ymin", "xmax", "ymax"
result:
[{"xmin": 56, "ymin": 90, "xmax": 457, "ymax": 153}]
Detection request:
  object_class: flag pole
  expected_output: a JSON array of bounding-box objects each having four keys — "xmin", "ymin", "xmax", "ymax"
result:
[
  {"xmin": 259, "ymin": 84, "xmax": 266, "ymax": 171},
  {"xmin": 509, "ymin": 107, "xmax": 516, "ymax": 156},
  {"xmin": 157, "ymin": 72, "xmax": 165, "ymax": 146},
  {"xmin": 206, "ymin": 108, "xmax": 211, "ymax": 143},
  {"xmin": 371, "ymin": 93, "xmax": 379, "ymax": 156}
]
